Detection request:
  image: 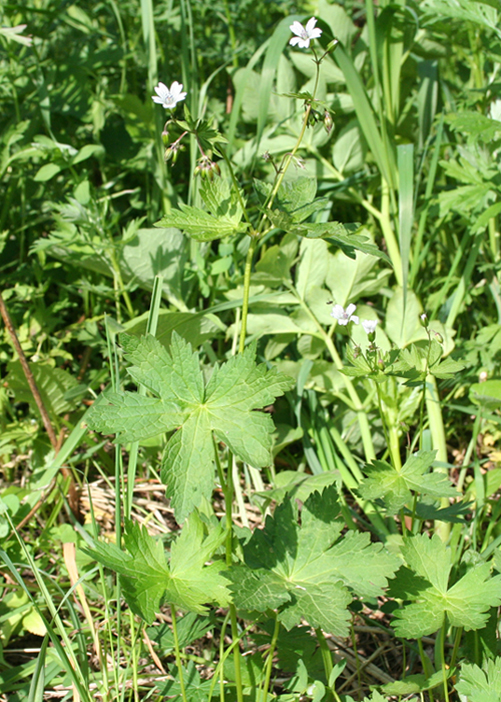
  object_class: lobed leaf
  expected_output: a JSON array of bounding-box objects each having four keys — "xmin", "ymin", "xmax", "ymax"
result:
[
  {"xmin": 230, "ymin": 486, "xmax": 399, "ymax": 636},
  {"xmin": 87, "ymin": 333, "xmax": 294, "ymax": 521}
]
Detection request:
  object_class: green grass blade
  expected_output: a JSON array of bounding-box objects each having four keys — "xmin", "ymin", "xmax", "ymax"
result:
[
  {"xmin": 334, "ymin": 44, "xmax": 396, "ymax": 189},
  {"xmin": 227, "ymin": 40, "xmax": 270, "ymax": 153},
  {"xmin": 28, "ymin": 635, "xmax": 49, "ymax": 702},
  {"xmin": 398, "ymin": 143, "xmax": 414, "ymax": 298},
  {"xmin": 126, "ymin": 274, "xmax": 164, "ymax": 517},
  {"xmin": 409, "ymin": 114, "xmax": 444, "ymax": 287},
  {"xmin": 255, "ymin": 16, "xmax": 299, "ymax": 158},
  {"xmin": 140, "ymin": 0, "xmax": 157, "ymax": 89}
]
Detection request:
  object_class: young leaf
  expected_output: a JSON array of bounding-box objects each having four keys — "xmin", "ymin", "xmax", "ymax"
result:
[
  {"xmin": 87, "ymin": 514, "xmax": 230, "ymax": 624},
  {"xmin": 230, "ymin": 486, "xmax": 399, "ymax": 636},
  {"xmin": 359, "ymin": 450, "xmax": 458, "ymax": 515},
  {"xmin": 391, "ymin": 534, "xmax": 501, "ymax": 638},
  {"xmin": 86, "ymin": 333, "xmax": 294, "ymax": 520}
]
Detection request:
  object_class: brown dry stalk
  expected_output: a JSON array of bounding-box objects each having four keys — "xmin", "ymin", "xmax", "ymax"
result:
[
  {"xmin": 0, "ymin": 290, "xmax": 58, "ymax": 449},
  {"xmin": 0, "ymin": 290, "xmax": 81, "ymax": 526}
]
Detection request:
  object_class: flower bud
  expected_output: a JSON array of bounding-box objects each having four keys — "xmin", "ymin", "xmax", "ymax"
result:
[
  {"xmin": 377, "ymin": 358, "xmax": 385, "ymax": 371},
  {"xmin": 433, "ymin": 330, "xmax": 444, "ymax": 344},
  {"xmin": 326, "ymin": 38, "xmax": 339, "ymax": 54},
  {"xmin": 323, "ymin": 110, "xmax": 333, "ymax": 135}
]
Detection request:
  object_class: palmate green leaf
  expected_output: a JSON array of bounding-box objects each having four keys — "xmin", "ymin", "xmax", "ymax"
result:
[
  {"xmin": 359, "ymin": 450, "xmax": 458, "ymax": 515},
  {"xmin": 230, "ymin": 486, "xmax": 399, "ymax": 636},
  {"xmin": 391, "ymin": 534, "xmax": 501, "ymax": 638},
  {"xmin": 456, "ymin": 658, "xmax": 501, "ymax": 702},
  {"xmin": 86, "ymin": 333, "xmax": 294, "ymax": 521},
  {"xmin": 87, "ymin": 514, "xmax": 230, "ymax": 624}
]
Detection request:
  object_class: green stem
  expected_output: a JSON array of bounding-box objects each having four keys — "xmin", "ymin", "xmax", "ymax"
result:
[
  {"xmin": 261, "ymin": 53, "xmax": 321, "ymax": 220},
  {"xmin": 425, "ymin": 373, "xmax": 450, "ymax": 542},
  {"xmin": 261, "ymin": 612, "xmax": 280, "ymax": 702},
  {"xmin": 418, "ymin": 638, "xmax": 434, "ymax": 702},
  {"xmin": 170, "ymin": 604, "xmax": 188, "ymax": 702},
  {"xmin": 286, "ymin": 282, "xmax": 375, "ymax": 462},
  {"xmin": 316, "ymin": 627, "xmax": 333, "ymax": 685},
  {"xmin": 449, "ymin": 627, "xmax": 462, "ymax": 673},
  {"xmin": 223, "ymin": 448, "xmax": 244, "ymax": 702},
  {"xmin": 440, "ymin": 620, "xmax": 450, "ymax": 702},
  {"xmin": 238, "ymin": 235, "xmax": 257, "ymax": 353}
]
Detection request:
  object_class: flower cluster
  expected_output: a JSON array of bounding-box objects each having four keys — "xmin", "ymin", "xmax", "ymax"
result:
[{"xmin": 330, "ymin": 304, "xmax": 378, "ymax": 337}]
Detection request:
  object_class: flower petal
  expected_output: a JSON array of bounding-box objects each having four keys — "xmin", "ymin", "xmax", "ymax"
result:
[
  {"xmin": 305, "ymin": 17, "xmax": 318, "ymax": 33},
  {"xmin": 154, "ymin": 82, "xmax": 168, "ymax": 98},
  {"xmin": 330, "ymin": 304, "xmax": 345, "ymax": 320},
  {"xmin": 289, "ymin": 21, "xmax": 305, "ymax": 36},
  {"xmin": 346, "ymin": 303, "xmax": 357, "ymax": 316}
]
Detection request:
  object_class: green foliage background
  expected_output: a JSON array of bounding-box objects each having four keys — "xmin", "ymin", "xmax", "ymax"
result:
[{"xmin": 2, "ymin": 0, "xmax": 501, "ymax": 700}]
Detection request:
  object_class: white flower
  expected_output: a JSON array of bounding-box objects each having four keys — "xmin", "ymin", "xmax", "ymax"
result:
[
  {"xmin": 362, "ymin": 319, "xmax": 378, "ymax": 335},
  {"xmin": 289, "ymin": 17, "xmax": 322, "ymax": 49},
  {"xmin": 152, "ymin": 81, "xmax": 187, "ymax": 109},
  {"xmin": 331, "ymin": 303, "xmax": 359, "ymax": 326}
]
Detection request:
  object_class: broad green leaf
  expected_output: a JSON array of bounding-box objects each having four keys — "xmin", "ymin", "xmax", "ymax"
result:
[
  {"xmin": 230, "ymin": 486, "xmax": 399, "ymax": 636},
  {"xmin": 333, "ymin": 119, "xmax": 367, "ymax": 174},
  {"xmin": 391, "ymin": 534, "xmax": 501, "ymax": 638},
  {"xmin": 158, "ymin": 661, "xmax": 214, "ymax": 701},
  {"xmin": 122, "ymin": 227, "xmax": 186, "ymax": 303},
  {"xmin": 327, "ymin": 240, "xmax": 386, "ymax": 307},
  {"xmin": 256, "ymin": 176, "xmax": 328, "ymax": 223},
  {"xmin": 385, "ymin": 288, "xmax": 424, "ymax": 348},
  {"xmin": 88, "ymin": 514, "xmax": 230, "ymax": 624},
  {"xmin": 6, "ymin": 361, "xmax": 79, "ymax": 418},
  {"xmin": 166, "ymin": 512, "xmax": 231, "ymax": 611},
  {"xmin": 382, "ymin": 670, "xmax": 447, "ymax": 695},
  {"xmin": 199, "ymin": 177, "xmax": 243, "ymax": 220},
  {"xmin": 86, "ymin": 333, "xmax": 294, "ymax": 520},
  {"xmin": 470, "ymin": 379, "xmax": 501, "ymax": 410},
  {"xmin": 156, "ymin": 202, "xmax": 248, "ymax": 241},
  {"xmin": 359, "ymin": 450, "xmax": 457, "ymax": 515},
  {"xmin": 89, "ymin": 520, "xmax": 172, "ymax": 624},
  {"xmin": 124, "ymin": 309, "xmax": 222, "ymax": 349},
  {"xmin": 146, "ymin": 612, "xmax": 211, "ymax": 652},
  {"xmin": 156, "ymin": 177, "xmax": 248, "ymax": 241},
  {"xmin": 86, "ymin": 391, "xmax": 185, "ymax": 442},
  {"xmin": 34, "ymin": 163, "xmax": 61, "ymax": 182},
  {"xmin": 457, "ymin": 658, "xmax": 501, "ymax": 702}
]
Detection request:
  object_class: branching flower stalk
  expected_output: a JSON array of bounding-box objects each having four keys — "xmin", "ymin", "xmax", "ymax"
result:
[{"xmin": 238, "ymin": 22, "xmax": 337, "ymax": 353}]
